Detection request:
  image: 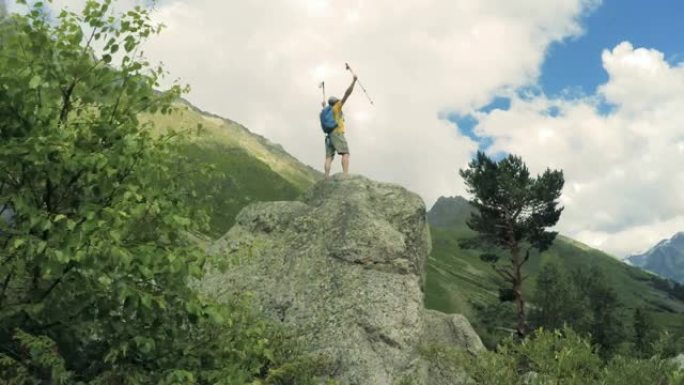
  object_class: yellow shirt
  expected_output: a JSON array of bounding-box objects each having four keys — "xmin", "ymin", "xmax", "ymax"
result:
[{"xmin": 332, "ymin": 101, "xmax": 345, "ymax": 134}]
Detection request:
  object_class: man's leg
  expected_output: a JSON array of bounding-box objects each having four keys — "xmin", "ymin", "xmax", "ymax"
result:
[
  {"xmin": 324, "ymin": 156, "xmax": 333, "ymax": 178},
  {"xmin": 324, "ymin": 135, "xmax": 335, "ymax": 178},
  {"xmin": 330, "ymin": 132, "xmax": 350, "ymax": 175},
  {"xmin": 341, "ymin": 153, "xmax": 350, "ymax": 175}
]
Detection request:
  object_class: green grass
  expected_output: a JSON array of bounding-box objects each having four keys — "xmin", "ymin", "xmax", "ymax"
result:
[
  {"xmin": 424, "ymin": 217, "xmax": 684, "ymax": 337},
  {"xmin": 140, "ymin": 100, "xmax": 322, "ymax": 237},
  {"xmin": 181, "ymin": 141, "xmax": 303, "ymax": 237},
  {"xmin": 142, "ymin": 100, "xmax": 321, "ymax": 191}
]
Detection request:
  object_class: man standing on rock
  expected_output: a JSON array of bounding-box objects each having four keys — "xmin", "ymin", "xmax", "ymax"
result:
[{"xmin": 320, "ymin": 74, "xmax": 357, "ymax": 178}]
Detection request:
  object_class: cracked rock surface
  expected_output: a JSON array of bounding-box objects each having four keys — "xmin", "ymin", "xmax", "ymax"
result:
[{"xmin": 203, "ymin": 174, "xmax": 479, "ymax": 385}]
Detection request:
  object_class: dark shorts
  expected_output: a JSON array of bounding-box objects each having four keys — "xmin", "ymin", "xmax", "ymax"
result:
[{"xmin": 325, "ymin": 132, "xmax": 349, "ymax": 157}]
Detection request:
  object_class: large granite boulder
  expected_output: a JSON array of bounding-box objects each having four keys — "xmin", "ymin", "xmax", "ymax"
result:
[{"xmin": 203, "ymin": 174, "xmax": 481, "ymax": 384}]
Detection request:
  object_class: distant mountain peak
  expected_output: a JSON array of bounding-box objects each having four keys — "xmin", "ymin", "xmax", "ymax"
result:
[
  {"xmin": 627, "ymin": 231, "xmax": 684, "ymax": 284},
  {"xmin": 427, "ymin": 195, "xmax": 474, "ymax": 228}
]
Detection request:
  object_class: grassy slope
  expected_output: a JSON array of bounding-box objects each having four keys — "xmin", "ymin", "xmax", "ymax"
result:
[
  {"xmin": 424, "ymin": 200, "xmax": 684, "ymax": 335},
  {"xmin": 140, "ymin": 100, "xmax": 321, "ymax": 237}
]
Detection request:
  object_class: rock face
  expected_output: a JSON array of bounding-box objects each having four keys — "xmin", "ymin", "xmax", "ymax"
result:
[
  {"xmin": 203, "ymin": 175, "xmax": 482, "ymax": 384},
  {"xmin": 423, "ymin": 310, "xmax": 484, "ymax": 355}
]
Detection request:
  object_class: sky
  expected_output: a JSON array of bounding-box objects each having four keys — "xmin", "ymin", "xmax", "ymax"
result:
[{"xmin": 6, "ymin": 0, "xmax": 684, "ymax": 258}]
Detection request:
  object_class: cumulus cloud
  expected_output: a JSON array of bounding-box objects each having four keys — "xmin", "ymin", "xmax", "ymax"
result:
[
  {"xmin": 10, "ymin": 0, "xmax": 598, "ymax": 203},
  {"xmin": 132, "ymin": 0, "xmax": 596, "ymax": 206},
  {"xmin": 474, "ymin": 42, "xmax": 684, "ymax": 257},
  {"xmin": 24, "ymin": 0, "xmax": 671, "ymax": 255}
]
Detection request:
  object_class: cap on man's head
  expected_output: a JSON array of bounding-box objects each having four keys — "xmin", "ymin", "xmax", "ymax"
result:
[{"xmin": 328, "ymin": 96, "xmax": 340, "ymax": 106}]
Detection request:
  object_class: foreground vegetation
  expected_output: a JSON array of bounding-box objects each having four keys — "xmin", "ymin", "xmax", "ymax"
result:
[
  {"xmin": 427, "ymin": 328, "xmax": 683, "ymax": 385},
  {"xmin": 0, "ymin": 1, "xmax": 323, "ymax": 383}
]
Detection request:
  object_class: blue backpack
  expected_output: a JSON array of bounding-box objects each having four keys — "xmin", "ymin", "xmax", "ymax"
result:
[{"xmin": 319, "ymin": 106, "xmax": 338, "ymax": 134}]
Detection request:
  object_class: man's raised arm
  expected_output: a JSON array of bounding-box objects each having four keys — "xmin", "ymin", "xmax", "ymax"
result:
[{"xmin": 340, "ymin": 75, "xmax": 358, "ymax": 106}]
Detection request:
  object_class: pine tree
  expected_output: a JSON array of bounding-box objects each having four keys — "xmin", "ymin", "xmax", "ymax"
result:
[
  {"xmin": 459, "ymin": 151, "xmax": 564, "ymax": 336},
  {"xmin": 532, "ymin": 262, "xmax": 567, "ymax": 329},
  {"xmin": 572, "ymin": 266, "xmax": 628, "ymax": 358},
  {"xmin": 633, "ymin": 307, "xmax": 658, "ymax": 358},
  {"xmin": 531, "ymin": 262, "xmax": 592, "ymax": 333}
]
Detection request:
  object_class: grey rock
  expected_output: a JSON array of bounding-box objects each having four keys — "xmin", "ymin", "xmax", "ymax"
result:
[
  {"xmin": 421, "ymin": 310, "xmax": 484, "ymax": 385},
  {"xmin": 672, "ymin": 354, "xmax": 684, "ymax": 371},
  {"xmin": 203, "ymin": 174, "xmax": 480, "ymax": 385},
  {"xmin": 423, "ymin": 309, "xmax": 485, "ymax": 355}
]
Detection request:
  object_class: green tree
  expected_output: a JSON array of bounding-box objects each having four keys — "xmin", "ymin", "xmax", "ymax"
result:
[
  {"xmin": 531, "ymin": 262, "xmax": 568, "ymax": 330},
  {"xmin": 459, "ymin": 151, "xmax": 564, "ymax": 336},
  {"xmin": 531, "ymin": 262, "xmax": 591, "ymax": 332},
  {"xmin": 633, "ymin": 306, "xmax": 659, "ymax": 358},
  {"xmin": 0, "ymin": 1, "xmax": 320, "ymax": 383},
  {"xmin": 529, "ymin": 263, "xmax": 629, "ymax": 358},
  {"xmin": 471, "ymin": 301, "xmax": 517, "ymax": 349},
  {"xmin": 571, "ymin": 266, "xmax": 629, "ymax": 358}
]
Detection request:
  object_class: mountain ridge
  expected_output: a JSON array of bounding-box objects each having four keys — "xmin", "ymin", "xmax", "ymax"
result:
[
  {"xmin": 140, "ymin": 99, "xmax": 321, "ymax": 236},
  {"xmin": 627, "ymin": 232, "xmax": 684, "ymax": 284}
]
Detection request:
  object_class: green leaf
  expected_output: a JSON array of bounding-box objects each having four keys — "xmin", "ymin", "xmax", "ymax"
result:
[
  {"xmin": 36, "ymin": 240, "xmax": 47, "ymax": 254},
  {"xmin": 54, "ymin": 250, "xmax": 67, "ymax": 262},
  {"xmin": 97, "ymin": 275, "xmax": 112, "ymax": 287},
  {"xmin": 28, "ymin": 75, "xmax": 42, "ymax": 89},
  {"xmin": 12, "ymin": 238, "xmax": 26, "ymax": 250}
]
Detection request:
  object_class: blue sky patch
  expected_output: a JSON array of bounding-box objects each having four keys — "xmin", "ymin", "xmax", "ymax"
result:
[
  {"xmin": 540, "ymin": 0, "xmax": 684, "ymax": 97},
  {"xmin": 546, "ymin": 105, "xmax": 562, "ymax": 118},
  {"xmin": 448, "ymin": 0, "xmax": 684, "ymax": 157},
  {"xmin": 448, "ymin": 113, "xmax": 494, "ymax": 152},
  {"xmin": 595, "ymin": 98, "xmax": 618, "ymax": 116},
  {"xmin": 449, "ymin": 113, "xmax": 478, "ymax": 141},
  {"xmin": 478, "ymin": 96, "xmax": 511, "ymax": 114}
]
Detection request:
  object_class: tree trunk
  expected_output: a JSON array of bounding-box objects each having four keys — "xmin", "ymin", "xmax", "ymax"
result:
[{"xmin": 512, "ymin": 247, "xmax": 526, "ymax": 337}]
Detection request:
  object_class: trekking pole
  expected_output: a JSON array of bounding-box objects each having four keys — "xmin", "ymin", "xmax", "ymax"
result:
[
  {"xmin": 345, "ymin": 62, "xmax": 374, "ymax": 106},
  {"xmin": 318, "ymin": 81, "xmax": 326, "ymax": 107}
]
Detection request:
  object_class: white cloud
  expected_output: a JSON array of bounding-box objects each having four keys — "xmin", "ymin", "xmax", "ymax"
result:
[
  {"xmin": 475, "ymin": 42, "xmax": 684, "ymax": 257},
  {"xmin": 22, "ymin": 0, "xmax": 660, "ymax": 254},
  {"xmin": 11, "ymin": 0, "xmax": 597, "ymax": 201},
  {"xmin": 130, "ymin": 0, "xmax": 597, "ymax": 206}
]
